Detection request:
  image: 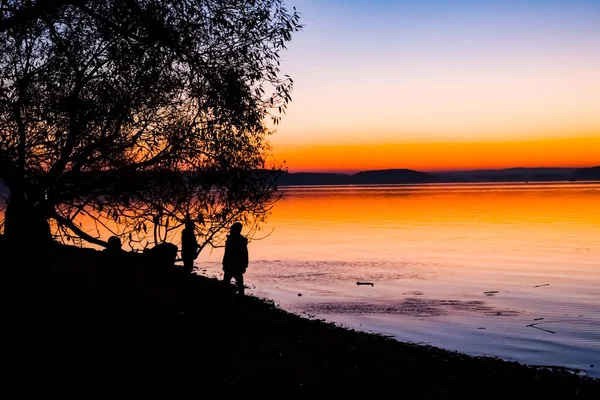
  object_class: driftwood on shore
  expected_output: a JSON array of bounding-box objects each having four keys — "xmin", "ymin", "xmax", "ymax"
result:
[{"xmin": 356, "ymin": 281, "xmax": 374, "ymax": 287}]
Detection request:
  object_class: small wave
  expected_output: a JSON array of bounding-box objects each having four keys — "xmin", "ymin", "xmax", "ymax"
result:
[{"xmin": 301, "ymin": 297, "xmax": 521, "ymax": 318}]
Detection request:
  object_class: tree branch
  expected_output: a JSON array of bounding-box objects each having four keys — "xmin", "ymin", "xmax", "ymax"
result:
[
  {"xmin": 51, "ymin": 209, "xmax": 107, "ymax": 248},
  {"xmin": 0, "ymin": 0, "xmax": 82, "ymax": 33}
]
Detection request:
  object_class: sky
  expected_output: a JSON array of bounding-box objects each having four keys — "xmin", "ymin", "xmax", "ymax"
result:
[{"xmin": 268, "ymin": 0, "xmax": 600, "ymax": 172}]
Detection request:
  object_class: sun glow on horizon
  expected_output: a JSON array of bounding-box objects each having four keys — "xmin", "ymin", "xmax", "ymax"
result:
[{"xmin": 271, "ymin": 135, "xmax": 600, "ymax": 173}]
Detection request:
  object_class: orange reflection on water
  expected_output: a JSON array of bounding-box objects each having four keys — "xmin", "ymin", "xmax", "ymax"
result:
[{"xmin": 241, "ymin": 183, "xmax": 600, "ymax": 282}]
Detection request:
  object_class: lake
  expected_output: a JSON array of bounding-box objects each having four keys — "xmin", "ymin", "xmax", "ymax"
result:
[{"xmin": 196, "ymin": 182, "xmax": 600, "ymax": 377}]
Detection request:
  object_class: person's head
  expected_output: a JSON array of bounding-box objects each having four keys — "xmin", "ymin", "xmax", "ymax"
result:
[
  {"xmin": 185, "ymin": 220, "xmax": 195, "ymax": 230},
  {"xmin": 107, "ymin": 236, "xmax": 121, "ymax": 251},
  {"xmin": 229, "ymin": 222, "xmax": 243, "ymax": 235}
]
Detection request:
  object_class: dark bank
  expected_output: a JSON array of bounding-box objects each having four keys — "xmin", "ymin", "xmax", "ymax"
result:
[{"xmin": 5, "ymin": 240, "xmax": 599, "ymax": 399}]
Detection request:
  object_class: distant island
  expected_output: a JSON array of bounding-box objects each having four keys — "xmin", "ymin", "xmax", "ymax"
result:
[{"xmin": 278, "ymin": 166, "xmax": 600, "ymax": 186}]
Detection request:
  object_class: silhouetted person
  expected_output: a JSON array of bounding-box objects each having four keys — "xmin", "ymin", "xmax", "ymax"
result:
[
  {"xmin": 144, "ymin": 242, "xmax": 178, "ymax": 269},
  {"xmin": 181, "ymin": 220, "xmax": 199, "ymax": 274},
  {"xmin": 104, "ymin": 235, "xmax": 123, "ymax": 254},
  {"xmin": 99, "ymin": 236, "xmax": 129, "ymax": 307},
  {"xmin": 98, "ymin": 236, "xmax": 128, "ymax": 309},
  {"xmin": 222, "ymin": 222, "xmax": 248, "ymax": 296}
]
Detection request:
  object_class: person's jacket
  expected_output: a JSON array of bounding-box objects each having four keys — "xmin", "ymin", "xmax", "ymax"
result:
[
  {"xmin": 181, "ymin": 228, "xmax": 198, "ymax": 260},
  {"xmin": 222, "ymin": 234, "xmax": 248, "ymax": 273}
]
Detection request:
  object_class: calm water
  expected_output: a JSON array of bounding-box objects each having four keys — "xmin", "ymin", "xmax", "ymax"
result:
[{"xmin": 196, "ymin": 182, "xmax": 600, "ymax": 377}]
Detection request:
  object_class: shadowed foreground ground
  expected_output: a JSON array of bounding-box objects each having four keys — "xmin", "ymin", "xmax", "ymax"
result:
[{"xmin": 5, "ymin": 243, "xmax": 600, "ymax": 399}]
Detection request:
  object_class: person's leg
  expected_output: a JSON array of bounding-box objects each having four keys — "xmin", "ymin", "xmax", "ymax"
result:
[
  {"xmin": 183, "ymin": 258, "xmax": 194, "ymax": 274},
  {"xmin": 223, "ymin": 271, "xmax": 232, "ymax": 285},
  {"xmin": 234, "ymin": 273, "xmax": 244, "ymax": 295}
]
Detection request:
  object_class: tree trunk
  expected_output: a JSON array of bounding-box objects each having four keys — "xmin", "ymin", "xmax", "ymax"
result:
[{"xmin": 4, "ymin": 195, "xmax": 52, "ymax": 245}]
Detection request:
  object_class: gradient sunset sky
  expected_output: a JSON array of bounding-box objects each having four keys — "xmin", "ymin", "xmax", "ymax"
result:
[{"xmin": 269, "ymin": 0, "xmax": 600, "ymax": 172}]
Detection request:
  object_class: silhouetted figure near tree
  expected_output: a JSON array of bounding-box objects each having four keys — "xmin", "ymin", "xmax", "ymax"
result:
[
  {"xmin": 104, "ymin": 235, "xmax": 123, "ymax": 254},
  {"xmin": 181, "ymin": 220, "xmax": 199, "ymax": 274},
  {"xmin": 222, "ymin": 222, "xmax": 249, "ymax": 296},
  {"xmin": 99, "ymin": 235, "xmax": 132, "ymax": 309},
  {"xmin": 145, "ymin": 242, "xmax": 179, "ymax": 269}
]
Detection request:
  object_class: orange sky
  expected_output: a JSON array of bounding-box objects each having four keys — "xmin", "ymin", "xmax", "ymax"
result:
[{"xmin": 271, "ymin": 136, "xmax": 600, "ymax": 173}]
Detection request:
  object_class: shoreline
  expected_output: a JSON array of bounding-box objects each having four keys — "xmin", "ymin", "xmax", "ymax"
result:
[
  {"xmin": 197, "ymin": 257, "xmax": 600, "ymax": 379},
  {"xmin": 6, "ymin": 243, "xmax": 600, "ymax": 398}
]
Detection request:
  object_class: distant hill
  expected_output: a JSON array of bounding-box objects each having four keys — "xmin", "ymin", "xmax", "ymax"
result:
[
  {"xmin": 431, "ymin": 167, "xmax": 577, "ymax": 183},
  {"xmin": 278, "ymin": 169, "xmax": 432, "ymax": 186},
  {"xmin": 278, "ymin": 172, "xmax": 351, "ymax": 186},
  {"xmin": 351, "ymin": 169, "xmax": 431, "ymax": 184},
  {"xmin": 572, "ymin": 166, "xmax": 600, "ymax": 181},
  {"xmin": 279, "ymin": 166, "xmax": 600, "ymax": 186}
]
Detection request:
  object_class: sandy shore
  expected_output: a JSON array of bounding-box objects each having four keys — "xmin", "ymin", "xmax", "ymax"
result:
[{"xmin": 5, "ymin": 242, "xmax": 599, "ymax": 399}]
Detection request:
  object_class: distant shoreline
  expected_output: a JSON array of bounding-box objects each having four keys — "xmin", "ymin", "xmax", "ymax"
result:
[
  {"xmin": 278, "ymin": 166, "xmax": 600, "ymax": 186},
  {"xmin": 277, "ymin": 179, "xmax": 600, "ymax": 188},
  {"xmin": 1, "ymin": 166, "xmax": 598, "ymax": 196}
]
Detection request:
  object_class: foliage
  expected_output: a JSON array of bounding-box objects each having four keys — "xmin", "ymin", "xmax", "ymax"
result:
[{"xmin": 0, "ymin": 0, "xmax": 301, "ymax": 249}]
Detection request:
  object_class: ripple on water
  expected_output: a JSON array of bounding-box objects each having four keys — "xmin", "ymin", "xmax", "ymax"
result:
[{"xmin": 301, "ymin": 298, "xmax": 521, "ymax": 318}]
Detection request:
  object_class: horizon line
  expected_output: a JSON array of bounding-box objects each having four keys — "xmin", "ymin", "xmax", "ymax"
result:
[{"xmin": 284, "ymin": 165, "xmax": 599, "ymax": 175}]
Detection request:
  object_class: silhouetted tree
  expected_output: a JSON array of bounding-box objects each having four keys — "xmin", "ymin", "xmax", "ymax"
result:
[{"xmin": 0, "ymin": 0, "xmax": 301, "ymax": 249}]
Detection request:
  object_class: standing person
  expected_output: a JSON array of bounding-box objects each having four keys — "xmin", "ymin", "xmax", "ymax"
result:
[
  {"xmin": 222, "ymin": 222, "xmax": 248, "ymax": 296},
  {"xmin": 100, "ymin": 236, "xmax": 129, "ymax": 308},
  {"xmin": 181, "ymin": 220, "xmax": 199, "ymax": 274}
]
